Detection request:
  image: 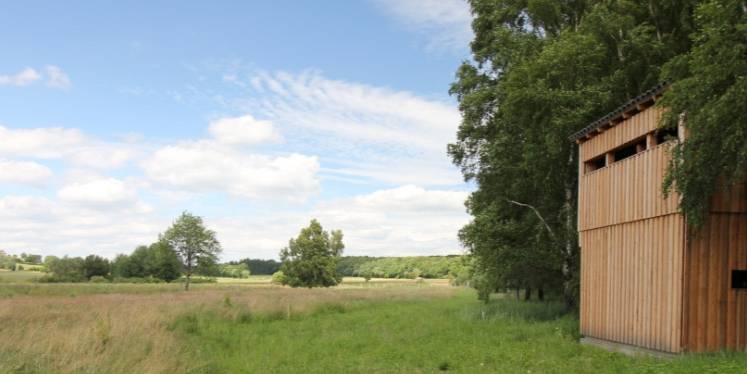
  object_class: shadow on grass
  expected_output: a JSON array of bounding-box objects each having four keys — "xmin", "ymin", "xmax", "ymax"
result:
[{"xmin": 475, "ymin": 297, "xmax": 570, "ymax": 322}]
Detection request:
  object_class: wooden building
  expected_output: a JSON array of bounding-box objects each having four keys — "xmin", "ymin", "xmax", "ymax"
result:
[{"xmin": 570, "ymin": 83, "xmax": 747, "ymax": 354}]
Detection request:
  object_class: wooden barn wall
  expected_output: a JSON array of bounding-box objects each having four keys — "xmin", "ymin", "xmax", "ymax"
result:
[
  {"xmin": 580, "ymin": 214, "xmax": 685, "ymax": 353},
  {"xmin": 579, "ymin": 107, "xmax": 663, "ymax": 162},
  {"xmin": 578, "ymin": 144, "xmax": 680, "ymax": 232},
  {"xmin": 682, "ymin": 178, "xmax": 747, "ymax": 352}
]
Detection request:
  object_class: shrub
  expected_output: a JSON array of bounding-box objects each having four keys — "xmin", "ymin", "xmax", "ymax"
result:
[
  {"xmin": 89, "ymin": 276, "xmax": 109, "ymax": 283},
  {"xmin": 177, "ymin": 277, "xmax": 215, "ymax": 284},
  {"xmin": 271, "ymin": 271, "xmax": 286, "ymax": 285}
]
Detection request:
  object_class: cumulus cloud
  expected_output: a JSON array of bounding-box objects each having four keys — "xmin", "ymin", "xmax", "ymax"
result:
[
  {"xmin": 0, "ymin": 195, "xmax": 162, "ymax": 258},
  {"xmin": 373, "ymin": 0, "xmax": 472, "ymax": 53},
  {"xmin": 142, "ymin": 141, "xmax": 320, "ymax": 202},
  {"xmin": 0, "ymin": 125, "xmax": 135, "ymax": 169},
  {"xmin": 0, "ymin": 67, "xmax": 42, "ymax": 86},
  {"xmin": 209, "ymin": 185, "xmax": 469, "ymax": 260},
  {"xmin": 57, "ymin": 177, "xmax": 139, "ymax": 207},
  {"xmin": 208, "ymin": 114, "xmax": 282, "ymax": 144},
  {"xmin": 0, "ymin": 159, "xmax": 53, "ymax": 186},
  {"xmin": 0, "ymin": 126, "xmax": 87, "ymax": 159},
  {"xmin": 311, "ymin": 185, "xmax": 469, "ymax": 257}
]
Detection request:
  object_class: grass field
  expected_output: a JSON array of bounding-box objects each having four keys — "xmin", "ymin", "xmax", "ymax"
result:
[
  {"xmin": 0, "ymin": 269, "xmax": 43, "ymax": 283},
  {"xmin": 0, "ymin": 279, "xmax": 745, "ymax": 373}
]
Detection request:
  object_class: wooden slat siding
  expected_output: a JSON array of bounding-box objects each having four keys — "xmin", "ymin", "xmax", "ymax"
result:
[
  {"xmin": 578, "ymin": 214, "xmax": 685, "ymax": 352},
  {"xmin": 683, "ymin": 213, "xmax": 747, "ymax": 352},
  {"xmin": 581, "ymin": 107, "xmax": 664, "ymax": 161},
  {"xmin": 578, "ymin": 144, "xmax": 679, "ymax": 231}
]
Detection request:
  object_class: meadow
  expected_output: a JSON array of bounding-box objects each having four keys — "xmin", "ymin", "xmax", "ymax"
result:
[{"xmin": 0, "ymin": 272, "xmax": 745, "ymax": 373}]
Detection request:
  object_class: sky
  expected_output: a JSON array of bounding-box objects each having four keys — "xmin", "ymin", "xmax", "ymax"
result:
[{"xmin": 0, "ymin": 0, "xmax": 474, "ymax": 261}]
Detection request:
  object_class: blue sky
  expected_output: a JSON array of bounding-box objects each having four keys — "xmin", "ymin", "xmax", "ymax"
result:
[{"xmin": 0, "ymin": 0, "xmax": 474, "ymax": 260}]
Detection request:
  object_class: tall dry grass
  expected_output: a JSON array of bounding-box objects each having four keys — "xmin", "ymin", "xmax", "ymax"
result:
[{"xmin": 0, "ymin": 284, "xmax": 456, "ymax": 373}]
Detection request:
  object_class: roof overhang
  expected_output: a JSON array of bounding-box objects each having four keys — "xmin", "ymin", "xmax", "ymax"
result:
[{"xmin": 569, "ymin": 82, "xmax": 669, "ymax": 144}]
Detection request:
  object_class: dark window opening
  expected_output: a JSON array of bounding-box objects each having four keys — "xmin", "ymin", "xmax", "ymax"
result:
[
  {"xmin": 656, "ymin": 127, "xmax": 679, "ymax": 144},
  {"xmin": 732, "ymin": 270, "xmax": 747, "ymax": 289},
  {"xmin": 613, "ymin": 138, "xmax": 647, "ymax": 163},
  {"xmin": 584, "ymin": 156, "xmax": 606, "ymax": 173}
]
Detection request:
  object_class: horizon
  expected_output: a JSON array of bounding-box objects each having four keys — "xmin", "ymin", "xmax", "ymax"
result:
[{"xmin": 0, "ymin": 0, "xmax": 474, "ymax": 261}]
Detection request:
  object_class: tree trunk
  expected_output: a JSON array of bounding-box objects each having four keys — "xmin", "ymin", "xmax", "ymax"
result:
[
  {"xmin": 538, "ymin": 288, "xmax": 545, "ymax": 301},
  {"xmin": 524, "ymin": 287, "xmax": 532, "ymax": 301},
  {"xmin": 516, "ymin": 288, "xmax": 520, "ymax": 300},
  {"xmin": 563, "ymin": 145, "xmax": 577, "ymax": 309}
]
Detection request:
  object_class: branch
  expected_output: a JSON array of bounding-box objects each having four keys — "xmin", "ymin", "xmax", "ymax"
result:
[{"xmin": 506, "ymin": 199, "xmax": 556, "ymax": 239}]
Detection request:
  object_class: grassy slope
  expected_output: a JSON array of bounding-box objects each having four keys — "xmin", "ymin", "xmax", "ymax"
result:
[{"xmin": 176, "ymin": 291, "xmax": 747, "ymax": 373}]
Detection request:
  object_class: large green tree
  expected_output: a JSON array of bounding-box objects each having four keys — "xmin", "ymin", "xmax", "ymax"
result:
[
  {"xmin": 661, "ymin": 0, "xmax": 747, "ymax": 227},
  {"xmin": 450, "ymin": 0, "xmax": 696, "ymax": 306},
  {"xmin": 161, "ymin": 212, "xmax": 221, "ymax": 290},
  {"xmin": 279, "ymin": 219, "xmax": 344, "ymax": 288}
]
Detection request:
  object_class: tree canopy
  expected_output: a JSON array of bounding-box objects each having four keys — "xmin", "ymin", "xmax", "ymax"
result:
[
  {"xmin": 450, "ymin": 0, "xmax": 709, "ymax": 305},
  {"xmin": 279, "ymin": 219, "xmax": 344, "ymax": 288},
  {"xmin": 660, "ymin": 0, "xmax": 747, "ymax": 227},
  {"xmin": 161, "ymin": 212, "xmax": 221, "ymax": 290}
]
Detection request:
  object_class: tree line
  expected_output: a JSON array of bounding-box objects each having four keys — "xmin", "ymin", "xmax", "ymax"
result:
[{"xmin": 450, "ymin": 0, "xmax": 744, "ymax": 306}]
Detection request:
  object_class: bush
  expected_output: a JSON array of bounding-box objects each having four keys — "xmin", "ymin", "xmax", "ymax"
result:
[
  {"xmin": 177, "ymin": 277, "xmax": 215, "ymax": 284},
  {"xmin": 89, "ymin": 275, "xmax": 109, "ymax": 283},
  {"xmin": 271, "ymin": 271, "xmax": 286, "ymax": 285},
  {"xmin": 111, "ymin": 276, "xmax": 165, "ymax": 284}
]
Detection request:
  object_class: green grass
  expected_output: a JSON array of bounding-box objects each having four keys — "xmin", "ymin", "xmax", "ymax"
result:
[
  {"xmin": 0, "ymin": 270, "xmax": 43, "ymax": 283},
  {"xmin": 0, "ymin": 275, "xmax": 441, "ymax": 298},
  {"xmin": 171, "ymin": 291, "xmax": 747, "ymax": 373}
]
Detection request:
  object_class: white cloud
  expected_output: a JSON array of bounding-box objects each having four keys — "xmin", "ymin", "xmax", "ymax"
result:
[
  {"xmin": 0, "ymin": 125, "xmax": 136, "ymax": 169},
  {"xmin": 142, "ymin": 141, "xmax": 320, "ymax": 202},
  {"xmin": 0, "ymin": 66, "xmax": 72, "ymax": 89},
  {"xmin": 373, "ymin": 0, "xmax": 472, "ymax": 53},
  {"xmin": 208, "ymin": 114, "xmax": 282, "ymax": 145},
  {"xmin": 312, "ymin": 185, "xmax": 469, "ymax": 256},
  {"xmin": 0, "ymin": 159, "xmax": 53, "ymax": 186},
  {"xmin": 0, "ymin": 67, "xmax": 42, "ymax": 86},
  {"xmin": 236, "ymin": 70, "xmax": 463, "ymax": 185},
  {"xmin": 57, "ymin": 177, "xmax": 138, "ymax": 207},
  {"xmin": 209, "ymin": 185, "xmax": 470, "ymax": 260},
  {"xmin": 0, "ymin": 125, "xmax": 87, "ymax": 159},
  {"xmin": 45, "ymin": 65, "xmax": 72, "ymax": 89},
  {"xmin": 0, "ymin": 195, "xmax": 162, "ymax": 258}
]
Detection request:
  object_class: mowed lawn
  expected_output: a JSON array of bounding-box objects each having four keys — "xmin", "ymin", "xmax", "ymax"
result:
[{"xmin": 1, "ymin": 280, "xmax": 746, "ymax": 373}]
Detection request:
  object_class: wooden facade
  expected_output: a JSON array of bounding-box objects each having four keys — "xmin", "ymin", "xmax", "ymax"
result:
[{"xmin": 573, "ymin": 86, "xmax": 747, "ymax": 353}]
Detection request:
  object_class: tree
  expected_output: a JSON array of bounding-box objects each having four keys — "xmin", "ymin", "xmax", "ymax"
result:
[
  {"xmin": 450, "ymin": 0, "xmax": 696, "ymax": 306},
  {"xmin": 20, "ymin": 253, "xmax": 42, "ymax": 264},
  {"xmin": 160, "ymin": 212, "xmax": 221, "ymax": 290},
  {"xmin": 110, "ymin": 254, "xmax": 132, "ymax": 278},
  {"xmin": 279, "ymin": 219, "xmax": 344, "ymax": 288},
  {"xmin": 47, "ymin": 256, "xmax": 86, "ymax": 282},
  {"xmin": 43, "ymin": 255, "xmax": 59, "ymax": 271},
  {"xmin": 148, "ymin": 242, "xmax": 183, "ymax": 282},
  {"xmin": 660, "ymin": 0, "xmax": 747, "ymax": 228},
  {"xmin": 82, "ymin": 255, "xmax": 110, "ymax": 279}
]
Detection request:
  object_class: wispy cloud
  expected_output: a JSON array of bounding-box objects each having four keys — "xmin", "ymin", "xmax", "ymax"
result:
[
  {"xmin": 373, "ymin": 0, "xmax": 472, "ymax": 53},
  {"xmin": 0, "ymin": 67, "xmax": 42, "ymax": 86},
  {"xmin": 44, "ymin": 65, "xmax": 72, "ymax": 89},
  {"xmin": 231, "ymin": 70, "xmax": 464, "ymax": 186}
]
